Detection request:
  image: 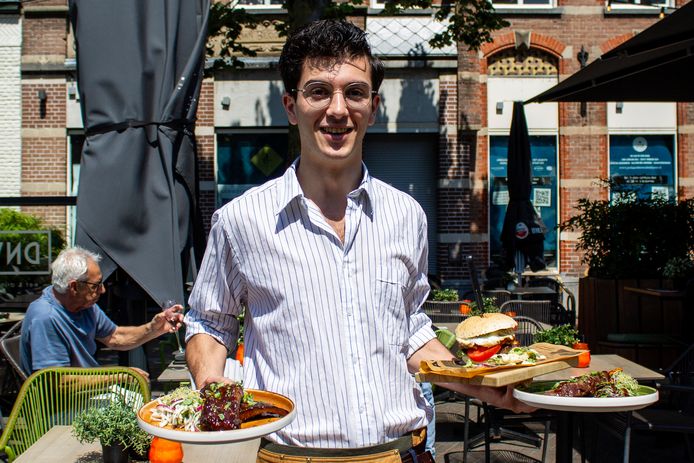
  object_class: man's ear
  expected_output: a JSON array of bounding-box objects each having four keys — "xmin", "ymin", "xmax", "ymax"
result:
[
  {"xmin": 283, "ymin": 92, "xmax": 298, "ymax": 126},
  {"xmin": 368, "ymin": 93, "xmax": 381, "ymax": 126}
]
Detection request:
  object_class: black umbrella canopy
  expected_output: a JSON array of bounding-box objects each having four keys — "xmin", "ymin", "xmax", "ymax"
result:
[
  {"xmin": 500, "ymin": 102, "xmax": 546, "ymax": 273},
  {"xmin": 526, "ymin": 0, "xmax": 694, "ymax": 103},
  {"xmin": 69, "ymin": 0, "xmax": 208, "ymax": 306}
]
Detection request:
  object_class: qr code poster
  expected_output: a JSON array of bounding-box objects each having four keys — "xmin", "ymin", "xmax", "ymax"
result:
[
  {"xmin": 492, "ymin": 190, "xmax": 509, "ymax": 206},
  {"xmin": 533, "ymin": 188, "xmax": 552, "ymax": 207}
]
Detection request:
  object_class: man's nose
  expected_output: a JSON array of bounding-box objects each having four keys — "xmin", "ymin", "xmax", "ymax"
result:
[{"xmin": 326, "ymin": 90, "xmax": 348, "ymax": 116}]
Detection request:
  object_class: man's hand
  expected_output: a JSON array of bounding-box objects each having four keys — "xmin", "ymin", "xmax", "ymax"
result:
[
  {"xmin": 152, "ymin": 304, "xmax": 185, "ymax": 334},
  {"xmin": 466, "ymin": 384, "xmax": 537, "ymax": 414},
  {"xmin": 128, "ymin": 366, "xmax": 150, "ymax": 381}
]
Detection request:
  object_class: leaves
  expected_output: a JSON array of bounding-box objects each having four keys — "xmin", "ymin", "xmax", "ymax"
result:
[
  {"xmin": 559, "ymin": 182, "xmax": 694, "ymax": 279},
  {"xmin": 431, "ymin": 288, "xmax": 459, "ymax": 301},
  {"xmin": 533, "ymin": 324, "xmax": 580, "ymax": 347}
]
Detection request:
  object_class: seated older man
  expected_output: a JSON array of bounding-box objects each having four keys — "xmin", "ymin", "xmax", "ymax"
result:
[{"xmin": 20, "ymin": 246, "xmax": 183, "ymax": 378}]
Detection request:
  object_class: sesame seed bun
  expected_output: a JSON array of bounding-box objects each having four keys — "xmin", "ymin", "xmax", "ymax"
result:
[{"xmin": 455, "ymin": 313, "xmax": 517, "ymax": 341}]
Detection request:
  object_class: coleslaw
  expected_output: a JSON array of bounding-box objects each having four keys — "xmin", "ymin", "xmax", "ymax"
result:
[{"xmin": 150, "ymin": 386, "xmax": 203, "ymax": 431}]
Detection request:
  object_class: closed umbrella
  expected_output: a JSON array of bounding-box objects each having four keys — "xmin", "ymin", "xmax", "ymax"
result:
[
  {"xmin": 526, "ymin": 0, "xmax": 694, "ymax": 103},
  {"xmin": 500, "ymin": 102, "xmax": 547, "ymax": 278},
  {"xmin": 69, "ymin": 0, "xmax": 208, "ymax": 308}
]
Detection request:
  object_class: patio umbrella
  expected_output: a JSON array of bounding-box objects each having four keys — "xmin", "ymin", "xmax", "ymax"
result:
[
  {"xmin": 500, "ymin": 102, "xmax": 547, "ymax": 276},
  {"xmin": 69, "ymin": 0, "xmax": 208, "ymax": 307},
  {"xmin": 526, "ymin": 0, "xmax": 694, "ymax": 103}
]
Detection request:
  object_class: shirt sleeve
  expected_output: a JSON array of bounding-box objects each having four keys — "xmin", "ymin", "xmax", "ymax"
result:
[
  {"xmin": 185, "ymin": 208, "xmax": 242, "ymax": 350},
  {"xmin": 406, "ymin": 208, "xmax": 436, "ymax": 358},
  {"xmin": 93, "ymin": 305, "xmax": 117, "ymax": 339}
]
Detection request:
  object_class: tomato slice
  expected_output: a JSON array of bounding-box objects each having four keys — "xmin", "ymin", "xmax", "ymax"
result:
[{"xmin": 466, "ymin": 344, "xmax": 502, "ymax": 363}]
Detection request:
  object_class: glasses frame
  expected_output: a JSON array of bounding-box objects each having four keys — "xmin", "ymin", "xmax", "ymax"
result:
[
  {"xmin": 78, "ymin": 279, "xmax": 104, "ymax": 291},
  {"xmin": 292, "ymin": 82, "xmax": 378, "ymax": 110}
]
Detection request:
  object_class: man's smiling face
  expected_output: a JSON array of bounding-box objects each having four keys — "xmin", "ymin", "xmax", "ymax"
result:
[{"xmin": 282, "ymin": 56, "xmax": 380, "ymax": 167}]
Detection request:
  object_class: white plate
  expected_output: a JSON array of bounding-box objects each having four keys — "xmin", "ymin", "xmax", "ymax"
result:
[
  {"xmin": 137, "ymin": 389, "xmax": 296, "ymax": 444},
  {"xmin": 513, "ymin": 382, "xmax": 658, "ymax": 412}
]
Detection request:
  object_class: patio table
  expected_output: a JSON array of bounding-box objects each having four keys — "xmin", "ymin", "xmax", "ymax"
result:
[{"xmin": 13, "ymin": 425, "xmax": 260, "ymax": 462}]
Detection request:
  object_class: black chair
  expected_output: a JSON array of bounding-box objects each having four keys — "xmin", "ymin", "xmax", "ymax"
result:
[
  {"xmin": 464, "ymin": 316, "xmax": 551, "ymax": 463},
  {"xmin": 526, "ymin": 277, "xmax": 577, "ymax": 326},
  {"xmin": 483, "ymin": 289, "xmax": 513, "ymax": 308},
  {"xmin": 500, "ymin": 299, "xmax": 560, "ymax": 326},
  {"xmin": 0, "ymin": 321, "xmax": 26, "ymax": 383},
  {"xmin": 594, "ymin": 343, "xmax": 694, "ymax": 462}
]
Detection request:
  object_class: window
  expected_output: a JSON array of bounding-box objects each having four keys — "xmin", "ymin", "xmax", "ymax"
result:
[
  {"xmin": 489, "ymin": 135, "xmax": 559, "ymax": 268},
  {"xmin": 609, "ymin": 134, "xmax": 676, "ymax": 202},
  {"xmin": 235, "ymin": 0, "xmax": 282, "ymax": 7},
  {"xmin": 492, "ymin": 0, "xmax": 554, "ymax": 7},
  {"xmin": 216, "ymin": 132, "xmax": 290, "ymax": 208},
  {"xmin": 68, "ymin": 132, "xmax": 85, "ymax": 242}
]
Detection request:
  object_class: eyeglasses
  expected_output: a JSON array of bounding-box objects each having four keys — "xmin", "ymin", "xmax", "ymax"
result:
[
  {"xmin": 78, "ymin": 279, "xmax": 103, "ymax": 291},
  {"xmin": 293, "ymin": 82, "xmax": 377, "ymax": 110}
]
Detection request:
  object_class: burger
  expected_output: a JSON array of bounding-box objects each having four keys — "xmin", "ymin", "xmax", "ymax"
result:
[{"xmin": 455, "ymin": 313, "xmax": 517, "ymax": 363}]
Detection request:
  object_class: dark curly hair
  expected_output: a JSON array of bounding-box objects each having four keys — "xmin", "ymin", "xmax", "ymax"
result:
[{"xmin": 279, "ymin": 19, "xmax": 384, "ymax": 95}]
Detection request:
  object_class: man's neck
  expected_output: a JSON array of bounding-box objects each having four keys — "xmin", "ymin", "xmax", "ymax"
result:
[
  {"xmin": 296, "ymin": 157, "xmax": 362, "ymax": 220},
  {"xmin": 52, "ymin": 288, "xmax": 81, "ymax": 313}
]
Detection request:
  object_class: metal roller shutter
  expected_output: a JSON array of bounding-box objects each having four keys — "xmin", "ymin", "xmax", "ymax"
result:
[{"xmin": 362, "ymin": 133, "xmax": 438, "ymax": 273}]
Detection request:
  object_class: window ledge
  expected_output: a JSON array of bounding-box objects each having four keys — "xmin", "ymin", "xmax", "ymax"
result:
[
  {"xmin": 604, "ymin": 7, "xmax": 665, "ymax": 16},
  {"xmin": 494, "ymin": 7, "xmax": 563, "ymax": 16}
]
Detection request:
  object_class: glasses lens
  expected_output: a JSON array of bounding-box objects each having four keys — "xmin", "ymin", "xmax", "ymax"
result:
[
  {"xmin": 300, "ymin": 82, "xmax": 373, "ymax": 109},
  {"xmin": 302, "ymin": 83, "xmax": 332, "ymax": 108}
]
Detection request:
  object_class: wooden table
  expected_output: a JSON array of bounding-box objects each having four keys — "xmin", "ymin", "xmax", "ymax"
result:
[
  {"xmin": 0, "ymin": 312, "xmax": 24, "ymax": 330},
  {"xmin": 157, "ymin": 360, "xmax": 190, "ymax": 384},
  {"xmin": 532, "ymin": 354, "xmax": 664, "ymax": 463},
  {"xmin": 14, "ymin": 425, "xmax": 260, "ymax": 462}
]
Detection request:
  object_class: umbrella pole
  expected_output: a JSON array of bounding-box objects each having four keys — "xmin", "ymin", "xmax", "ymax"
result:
[{"xmin": 515, "ymin": 251, "xmax": 526, "ymax": 287}]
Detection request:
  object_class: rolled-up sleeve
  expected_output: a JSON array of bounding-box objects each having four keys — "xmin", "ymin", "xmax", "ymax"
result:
[
  {"xmin": 406, "ymin": 210, "xmax": 435, "ymax": 357},
  {"xmin": 185, "ymin": 209, "xmax": 243, "ymax": 349}
]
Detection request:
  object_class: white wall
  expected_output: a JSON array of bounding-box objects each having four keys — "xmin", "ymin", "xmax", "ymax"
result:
[
  {"xmin": 0, "ymin": 15, "xmax": 22, "ymax": 198},
  {"xmin": 607, "ymin": 102, "xmax": 676, "ymax": 133},
  {"xmin": 488, "ymin": 77, "xmax": 558, "ymax": 133}
]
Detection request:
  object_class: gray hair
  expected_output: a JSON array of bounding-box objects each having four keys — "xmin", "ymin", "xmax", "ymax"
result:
[{"xmin": 51, "ymin": 246, "xmax": 102, "ymax": 293}]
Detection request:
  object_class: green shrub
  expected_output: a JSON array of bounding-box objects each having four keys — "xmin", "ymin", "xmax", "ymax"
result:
[
  {"xmin": 560, "ymin": 185, "xmax": 694, "ymax": 279},
  {"xmin": 430, "ymin": 288, "xmax": 459, "ymax": 301},
  {"xmin": 533, "ymin": 324, "xmax": 580, "ymax": 346}
]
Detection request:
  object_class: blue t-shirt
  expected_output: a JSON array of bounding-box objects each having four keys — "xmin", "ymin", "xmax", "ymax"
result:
[{"xmin": 20, "ymin": 285, "xmax": 118, "ymax": 376}]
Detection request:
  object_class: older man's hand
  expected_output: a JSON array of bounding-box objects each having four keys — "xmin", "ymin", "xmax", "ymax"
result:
[{"xmin": 153, "ymin": 304, "xmax": 185, "ymax": 334}]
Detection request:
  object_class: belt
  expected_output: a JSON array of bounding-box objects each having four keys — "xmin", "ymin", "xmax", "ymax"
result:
[{"xmin": 257, "ymin": 428, "xmax": 433, "ymax": 463}]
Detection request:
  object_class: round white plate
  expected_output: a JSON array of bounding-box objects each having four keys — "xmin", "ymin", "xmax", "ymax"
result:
[
  {"xmin": 137, "ymin": 389, "xmax": 296, "ymax": 444},
  {"xmin": 513, "ymin": 382, "xmax": 658, "ymax": 412}
]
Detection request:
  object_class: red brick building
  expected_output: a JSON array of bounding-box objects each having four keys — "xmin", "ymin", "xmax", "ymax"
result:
[{"xmin": 5, "ymin": 0, "xmax": 692, "ymax": 295}]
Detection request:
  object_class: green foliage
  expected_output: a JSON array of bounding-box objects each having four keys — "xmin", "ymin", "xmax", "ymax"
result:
[
  {"xmin": 662, "ymin": 256, "xmax": 694, "ymax": 280},
  {"xmin": 207, "ymin": 0, "xmax": 509, "ymax": 71},
  {"xmin": 560, "ymin": 184, "xmax": 694, "ymax": 279},
  {"xmin": 0, "ymin": 208, "xmax": 66, "ymax": 295},
  {"xmin": 72, "ymin": 397, "xmax": 152, "ymax": 455},
  {"xmin": 533, "ymin": 324, "xmax": 580, "ymax": 347},
  {"xmin": 466, "ymin": 296, "xmax": 500, "ymax": 316},
  {"xmin": 430, "ymin": 288, "xmax": 459, "ymax": 301},
  {"xmin": 382, "ymin": 0, "xmax": 509, "ymax": 51}
]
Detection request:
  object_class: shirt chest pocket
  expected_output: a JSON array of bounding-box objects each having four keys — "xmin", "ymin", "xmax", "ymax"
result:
[{"xmin": 373, "ymin": 263, "xmax": 410, "ymax": 348}]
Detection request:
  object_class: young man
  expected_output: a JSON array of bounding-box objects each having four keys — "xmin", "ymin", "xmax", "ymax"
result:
[
  {"xmin": 185, "ymin": 19, "xmax": 532, "ymax": 461},
  {"xmin": 20, "ymin": 246, "xmax": 184, "ymax": 378}
]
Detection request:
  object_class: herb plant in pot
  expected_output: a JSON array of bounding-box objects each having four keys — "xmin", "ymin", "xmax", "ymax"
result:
[
  {"xmin": 72, "ymin": 397, "xmax": 152, "ymax": 463},
  {"xmin": 534, "ymin": 324, "xmax": 590, "ymax": 367}
]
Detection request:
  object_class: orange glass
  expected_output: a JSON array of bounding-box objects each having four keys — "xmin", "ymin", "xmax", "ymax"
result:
[
  {"xmin": 572, "ymin": 342, "xmax": 591, "ymax": 368},
  {"xmin": 149, "ymin": 437, "xmax": 184, "ymax": 463},
  {"xmin": 505, "ymin": 311, "xmax": 517, "ymax": 317},
  {"xmin": 459, "ymin": 303, "xmax": 471, "ymax": 315}
]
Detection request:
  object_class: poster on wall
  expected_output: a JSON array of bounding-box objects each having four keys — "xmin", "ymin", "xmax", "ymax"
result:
[
  {"xmin": 490, "ymin": 135, "xmax": 558, "ymax": 268},
  {"xmin": 609, "ymin": 135, "xmax": 675, "ymax": 201}
]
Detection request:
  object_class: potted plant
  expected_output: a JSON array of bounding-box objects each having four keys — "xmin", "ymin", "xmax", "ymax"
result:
[
  {"xmin": 423, "ymin": 288, "xmax": 462, "ymax": 314},
  {"xmin": 72, "ymin": 397, "xmax": 152, "ymax": 463},
  {"xmin": 534, "ymin": 324, "xmax": 590, "ymax": 367},
  {"xmin": 560, "ymin": 183, "xmax": 694, "ymax": 363},
  {"xmin": 465, "ymin": 297, "xmax": 500, "ymax": 316}
]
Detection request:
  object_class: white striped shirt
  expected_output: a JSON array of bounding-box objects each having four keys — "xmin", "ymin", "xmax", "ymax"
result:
[{"xmin": 185, "ymin": 161, "xmax": 435, "ymax": 448}]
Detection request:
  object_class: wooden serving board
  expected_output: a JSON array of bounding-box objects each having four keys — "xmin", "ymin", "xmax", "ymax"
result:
[
  {"xmin": 416, "ymin": 359, "xmax": 576, "ymax": 387},
  {"xmin": 415, "ymin": 343, "xmax": 583, "ymax": 387}
]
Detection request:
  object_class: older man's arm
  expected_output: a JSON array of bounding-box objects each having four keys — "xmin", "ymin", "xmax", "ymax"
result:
[
  {"xmin": 407, "ymin": 337, "xmax": 535, "ymax": 414},
  {"xmin": 98, "ymin": 305, "xmax": 184, "ymax": 351}
]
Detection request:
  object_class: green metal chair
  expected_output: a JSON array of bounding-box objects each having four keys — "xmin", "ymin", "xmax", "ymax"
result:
[{"xmin": 0, "ymin": 366, "xmax": 150, "ymax": 461}]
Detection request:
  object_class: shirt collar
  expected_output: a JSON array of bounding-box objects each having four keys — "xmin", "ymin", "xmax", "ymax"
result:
[{"xmin": 275, "ymin": 159, "xmax": 374, "ymax": 216}]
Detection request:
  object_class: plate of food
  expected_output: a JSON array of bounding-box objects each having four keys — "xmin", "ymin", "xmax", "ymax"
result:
[
  {"xmin": 137, "ymin": 382, "xmax": 296, "ymax": 443},
  {"xmin": 513, "ymin": 368, "xmax": 658, "ymax": 412}
]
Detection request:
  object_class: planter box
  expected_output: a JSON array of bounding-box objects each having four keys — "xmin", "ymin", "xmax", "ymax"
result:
[
  {"xmin": 578, "ymin": 277, "xmax": 690, "ymax": 369},
  {"xmin": 423, "ymin": 301, "xmax": 463, "ymax": 314}
]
